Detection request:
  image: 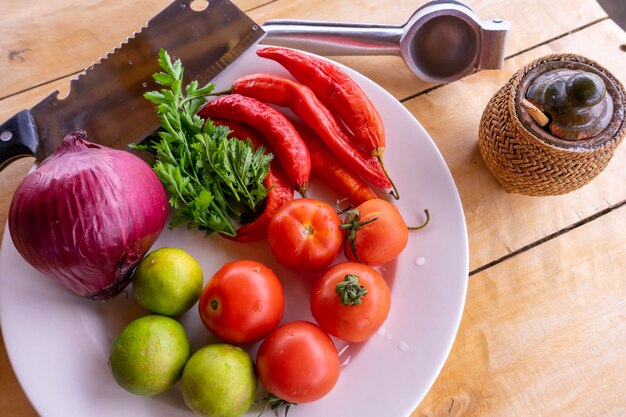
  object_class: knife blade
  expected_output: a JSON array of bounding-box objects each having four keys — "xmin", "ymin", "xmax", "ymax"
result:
[{"xmin": 0, "ymin": 0, "xmax": 264, "ymax": 170}]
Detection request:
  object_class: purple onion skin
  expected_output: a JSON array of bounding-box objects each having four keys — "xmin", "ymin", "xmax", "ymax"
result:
[{"xmin": 8, "ymin": 131, "xmax": 168, "ymax": 300}]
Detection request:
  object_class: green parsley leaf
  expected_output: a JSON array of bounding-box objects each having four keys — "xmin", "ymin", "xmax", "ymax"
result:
[{"xmin": 137, "ymin": 48, "xmax": 273, "ymax": 236}]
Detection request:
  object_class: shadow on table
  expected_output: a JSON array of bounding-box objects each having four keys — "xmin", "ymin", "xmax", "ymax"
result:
[{"xmin": 598, "ymin": 0, "xmax": 626, "ymax": 31}]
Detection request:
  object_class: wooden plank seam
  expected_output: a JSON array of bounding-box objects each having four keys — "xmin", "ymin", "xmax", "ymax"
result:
[
  {"xmin": 0, "ymin": 0, "xmax": 277, "ymax": 102},
  {"xmin": 247, "ymin": 0, "xmax": 278, "ymax": 12},
  {"xmin": 469, "ymin": 199, "xmax": 626, "ymax": 276}
]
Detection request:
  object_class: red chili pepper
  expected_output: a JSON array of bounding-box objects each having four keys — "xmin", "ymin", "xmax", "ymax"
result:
[
  {"xmin": 231, "ymin": 167, "xmax": 293, "ymax": 243},
  {"xmin": 199, "ymin": 94, "xmax": 310, "ymax": 197},
  {"xmin": 212, "ymin": 119, "xmax": 294, "ymax": 243},
  {"xmin": 230, "ymin": 73, "xmax": 391, "ymax": 189},
  {"xmin": 295, "ymin": 122, "xmax": 378, "ymax": 206},
  {"xmin": 257, "ymin": 47, "xmax": 399, "ymax": 199},
  {"xmin": 257, "ymin": 47, "xmax": 385, "ymax": 153}
]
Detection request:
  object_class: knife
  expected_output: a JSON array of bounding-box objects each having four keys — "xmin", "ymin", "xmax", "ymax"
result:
[{"xmin": 0, "ymin": 0, "xmax": 264, "ymax": 171}]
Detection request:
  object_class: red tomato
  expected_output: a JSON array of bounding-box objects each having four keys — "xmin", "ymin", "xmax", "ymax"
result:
[
  {"xmin": 199, "ymin": 260, "xmax": 284, "ymax": 345},
  {"xmin": 344, "ymin": 199, "xmax": 408, "ymax": 266},
  {"xmin": 311, "ymin": 262, "xmax": 391, "ymax": 343},
  {"xmin": 256, "ymin": 321, "xmax": 340, "ymax": 404},
  {"xmin": 268, "ymin": 198, "xmax": 343, "ymax": 272}
]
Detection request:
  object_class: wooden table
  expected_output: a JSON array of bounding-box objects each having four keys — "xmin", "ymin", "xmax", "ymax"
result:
[{"xmin": 1, "ymin": 0, "xmax": 624, "ymax": 416}]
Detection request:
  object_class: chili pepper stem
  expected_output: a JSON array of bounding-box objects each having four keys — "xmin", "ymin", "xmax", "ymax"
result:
[
  {"xmin": 375, "ymin": 153, "xmax": 400, "ymax": 200},
  {"xmin": 298, "ymin": 184, "xmax": 308, "ymax": 198},
  {"xmin": 408, "ymin": 209, "xmax": 430, "ymax": 230},
  {"xmin": 211, "ymin": 87, "xmax": 234, "ymax": 96}
]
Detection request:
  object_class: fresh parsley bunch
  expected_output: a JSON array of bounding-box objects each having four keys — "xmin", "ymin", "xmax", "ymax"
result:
[{"xmin": 136, "ymin": 49, "xmax": 272, "ymax": 236}]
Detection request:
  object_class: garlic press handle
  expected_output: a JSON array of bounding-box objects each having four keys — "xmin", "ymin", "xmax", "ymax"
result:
[
  {"xmin": 262, "ymin": 19, "xmax": 404, "ymax": 56},
  {"xmin": 478, "ymin": 18, "xmax": 511, "ymax": 70}
]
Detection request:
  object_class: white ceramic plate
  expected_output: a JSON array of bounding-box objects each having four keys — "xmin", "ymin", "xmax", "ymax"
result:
[{"xmin": 0, "ymin": 46, "xmax": 468, "ymax": 417}]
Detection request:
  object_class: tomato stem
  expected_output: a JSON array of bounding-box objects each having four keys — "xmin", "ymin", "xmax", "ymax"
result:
[
  {"xmin": 257, "ymin": 394, "xmax": 296, "ymax": 417},
  {"xmin": 407, "ymin": 209, "xmax": 430, "ymax": 231},
  {"xmin": 375, "ymin": 154, "xmax": 400, "ymax": 200},
  {"xmin": 340, "ymin": 208, "xmax": 378, "ymax": 264},
  {"xmin": 336, "ymin": 274, "xmax": 369, "ymax": 306}
]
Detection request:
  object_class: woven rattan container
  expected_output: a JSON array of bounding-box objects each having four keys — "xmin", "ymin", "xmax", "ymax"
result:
[{"xmin": 479, "ymin": 54, "xmax": 625, "ymax": 196}]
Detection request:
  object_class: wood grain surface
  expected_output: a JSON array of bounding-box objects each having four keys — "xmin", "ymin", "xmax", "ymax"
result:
[
  {"xmin": 413, "ymin": 206, "xmax": 626, "ymax": 417},
  {"xmin": 1, "ymin": 0, "xmax": 625, "ymax": 416}
]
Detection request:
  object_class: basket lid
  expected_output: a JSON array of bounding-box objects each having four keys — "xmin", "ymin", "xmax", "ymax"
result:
[
  {"xmin": 516, "ymin": 59, "xmax": 623, "ymax": 149},
  {"xmin": 526, "ymin": 68, "xmax": 612, "ymax": 140}
]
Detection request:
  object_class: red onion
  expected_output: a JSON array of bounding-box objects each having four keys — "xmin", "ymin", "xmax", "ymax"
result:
[{"xmin": 8, "ymin": 131, "xmax": 168, "ymax": 300}]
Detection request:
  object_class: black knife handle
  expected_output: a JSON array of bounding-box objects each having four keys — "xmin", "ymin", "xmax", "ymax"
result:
[{"xmin": 0, "ymin": 110, "xmax": 39, "ymax": 171}]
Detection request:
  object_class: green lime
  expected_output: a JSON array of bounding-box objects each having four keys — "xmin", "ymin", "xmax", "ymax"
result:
[
  {"xmin": 182, "ymin": 344, "xmax": 257, "ymax": 417},
  {"xmin": 133, "ymin": 247, "xmax": 203, "ymax": 316},
  {"xmin": 109, "ymin": 315, "xmax": 190, "ymax": 396}
]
